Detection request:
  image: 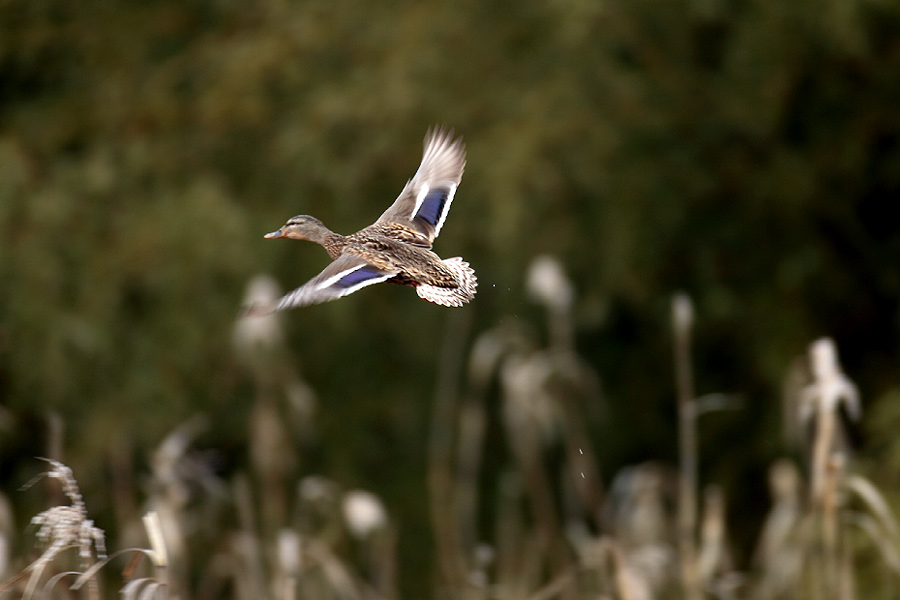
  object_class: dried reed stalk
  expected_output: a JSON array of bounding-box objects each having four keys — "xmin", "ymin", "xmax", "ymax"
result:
[
  {"xmin": 428, "ymin": 309, "xmax": 472, "ymax": 591},
  {"xmin": 672, "ymin": 293, "xmax": 701, "ymax": 600}
]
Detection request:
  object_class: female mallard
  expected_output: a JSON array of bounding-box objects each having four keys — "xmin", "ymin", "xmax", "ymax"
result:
[{"xmin": 259, "ymin": 128, "xmax": 476, "ymax": 312}]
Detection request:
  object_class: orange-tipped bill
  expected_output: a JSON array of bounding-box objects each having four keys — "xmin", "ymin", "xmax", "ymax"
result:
[{"xmin": 264, "ymin": 230, "xmax": 285, "ymax": 239}]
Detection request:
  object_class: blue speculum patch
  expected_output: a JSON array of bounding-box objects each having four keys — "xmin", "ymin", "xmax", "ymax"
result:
[
  {"xmin": 416, "ymin": 188, "xmax": 449, "ymax": 228},
  {"xmin": 336, "ymin": 266, "xmax": 384, "ymax": 289}
]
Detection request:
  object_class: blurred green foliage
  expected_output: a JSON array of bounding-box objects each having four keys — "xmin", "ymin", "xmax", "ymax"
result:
[{"xmin": 3, "ymin": 0, "xmax": 900, "ymax": 595}]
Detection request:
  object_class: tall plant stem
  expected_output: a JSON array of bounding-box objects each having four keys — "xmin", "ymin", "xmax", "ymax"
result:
[
  {"xmin": 673, "ymin": 294, "xmax": 701, "ymax": 600},
  {"xmin": 428, "ymin": 309, "xmax": 472, "ymax": 591}
]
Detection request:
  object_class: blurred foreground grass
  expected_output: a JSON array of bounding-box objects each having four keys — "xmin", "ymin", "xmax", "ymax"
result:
[{"xmin": 2, "ymin": 258, "xmax": 900, "ymax": 600}]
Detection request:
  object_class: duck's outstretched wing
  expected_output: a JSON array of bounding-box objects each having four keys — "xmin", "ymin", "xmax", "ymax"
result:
[
  {"xmin": 377, "ymin": 127, "xmax": 466, "ymax": 243},
  {"xmin": 271, "ymin": 254, "xmax": 397, "ymax": 311}
]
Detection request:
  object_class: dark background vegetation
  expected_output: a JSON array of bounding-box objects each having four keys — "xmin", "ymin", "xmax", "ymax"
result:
[{"xmin": 3, "ymin": 0, "xmax": 900, "ymax": 596}]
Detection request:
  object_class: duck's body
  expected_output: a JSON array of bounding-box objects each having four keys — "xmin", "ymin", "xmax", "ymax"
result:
[{"xmin": 257, "ymin": 128, "xmax": 476, "ymax": 312}]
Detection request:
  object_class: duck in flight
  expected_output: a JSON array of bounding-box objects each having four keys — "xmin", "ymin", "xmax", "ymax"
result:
[{"xmin": 254, "ymin": 128, "xmax": 476, "ymax": 313}]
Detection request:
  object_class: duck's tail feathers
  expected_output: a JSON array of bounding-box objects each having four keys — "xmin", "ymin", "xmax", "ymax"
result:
[{"xmin": 416, "ymin": 257, "xmax": 477, "ymax": 307}]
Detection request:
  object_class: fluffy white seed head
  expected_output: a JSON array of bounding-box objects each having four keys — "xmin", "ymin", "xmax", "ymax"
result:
[
  {"xmin": 810, "ymin": 337, "xmax": 839, "ymax": 383},
  {"xmin": 527, "ymin": 255, "xmax": 574, "ymax": 312},
  {"xmin": 233, "ymin": 275, "xmax": 283, "ymax": 355},
  {"xmin": 342, "ymin": 490, "xmax": 388, "ymax": 538},
  {"xmin": 672, "ymin": 292, "xmax": 694, "ymax": 336}
]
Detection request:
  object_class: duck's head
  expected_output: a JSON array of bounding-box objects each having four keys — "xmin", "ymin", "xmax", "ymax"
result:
[{"xmin": 264, "ymin": 215, "xmax": 328, "ymax": 241}]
